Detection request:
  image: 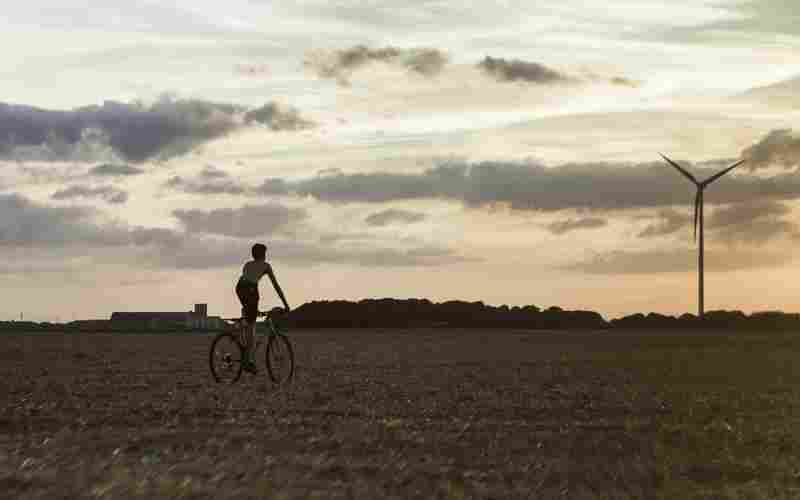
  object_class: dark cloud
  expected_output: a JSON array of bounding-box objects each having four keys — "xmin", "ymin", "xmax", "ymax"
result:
[
  {"xmin": 565, "ymin": 248, "xmax": 794, "ymax": 275},
  {"xmin": 708, "ymin": 201, "xmax": 789, "ymax": 228},
  {"xmin": 638, "ymin": 209, "xmax": 693, "ymax": 238},
  {"xmin": 244, "ymin": 102, "xmax": 316, "ymax": 131},
  {"xmin": 0, "ymin": 193, "xmax": 99, "ymax": 247},
  {"xmin": 0, "ymin": 193, "xmax": 470, "ymax": 270},
  {"xmin": 637, "ymin": 202, "xmax": 799, "ymax": 245},
  {"xmin": 741, "ymin": 129, "xmax": 800, "ymax": 169},
  {"xmin": 264, "ymin": 164, "xmax": 457, "ymax": 203},
  {"xmin": 165, "ymin": 168, "xmax": 247, "ymax": 195},
  {"xmin": 151, "ymin": 237, "xmax": 474, "ymax": 270},
  {"xmin": 546, "ymin": 216, "xmax": 607, "ymax": 235},
  {"xmin": 0, "ymin": 96, "xmax": 244, "ymax": 163},
  {"xmin": 305, "ymin": 45, "xmax": 448, "ymax": 85},
  {"xmin": 403, "ymin": 48, "xmax": 449, "ymax": 76},
  {"xmin": 259, "ymin": 159, "xmax": 800, "ymax": 212},
  {"xmin": 341, "ymin": 245, "xmax": 476, "ymax": 268},
  {"xmin": 172, "ymin": 203, "xmax": 307, "ymax": 238},
  {"xmin": 0, "ymin": 193, "xmax": 187, "ymax": 250},
  {"xmin": 129, "ymin": 227, "xmax": 184, "ymax": 248},
  {"xmin": 708, "ymin": 201, "xmax": 800, "ymax": 245},
  {"xmin": 198, "ymin": 165, "xmax": 229, "ymax": 179},
  {"xmin": 0, "ymin": 193, "xmax": 157, "ymax": 248},
  {"xmin": 164, "ymin": 130, "xmax": 800, "ymax": 207},
  {"xmin": 478, "ymin": 56, "xmax": 570, "ymax": 84},
  {"xmin": 51, "ymin": 185, "xmax": 129, "ymax": 204},
  {"xmin": 1, "ymin": 96, "xmax": 317, "ymax": 164},
  {"xmin": 88, "ymin": 164, "xmax": 144, "ymax": 176},
  {"xmin": 365, "ymin": 208, "xmax": 427, "ymax": 227},
  {"xmin": 716, "ymin": 218, "xmax": 799, "ymax": 245},
  {"xmin": 255, "ymin": 178, "xmax": 291, "ymax": 195}
]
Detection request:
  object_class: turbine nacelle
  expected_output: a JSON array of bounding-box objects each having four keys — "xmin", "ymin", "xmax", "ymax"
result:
[{"xmin": 658, "ymin": 153, "xmax": 746, "ymax": 242}]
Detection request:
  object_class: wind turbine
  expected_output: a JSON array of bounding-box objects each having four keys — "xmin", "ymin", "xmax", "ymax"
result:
[{"xmin": 659, "ymin": 153, "xmax": 746, "ymax": 319}]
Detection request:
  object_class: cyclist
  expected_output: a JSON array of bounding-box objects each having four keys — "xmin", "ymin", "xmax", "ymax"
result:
[{"xmin": 236, "ymin": 243, "xmax": 290, "ymax": 373}]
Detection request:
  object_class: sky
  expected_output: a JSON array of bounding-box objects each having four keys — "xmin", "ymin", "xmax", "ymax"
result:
[{"xmin": 3, "ymin": 0, "xmax": 800, "ymax": 321}]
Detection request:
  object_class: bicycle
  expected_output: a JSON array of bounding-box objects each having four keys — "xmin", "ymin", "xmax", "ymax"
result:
[{"xmin": 209, "ymin": 310, "xmax": 295, "ymax": 385}]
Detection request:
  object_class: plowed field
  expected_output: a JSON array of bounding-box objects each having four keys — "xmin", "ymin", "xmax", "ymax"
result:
[{"xmin": 2, "ymin": 329, "xmax": 798, "ymax": 499}]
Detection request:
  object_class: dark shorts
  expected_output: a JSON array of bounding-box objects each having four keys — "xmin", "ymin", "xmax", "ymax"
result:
[{"xmin": 235, "ymin": 280, "xmax": 259, "ymax": 324}]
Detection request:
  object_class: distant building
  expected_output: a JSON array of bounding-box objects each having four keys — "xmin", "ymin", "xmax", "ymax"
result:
[{"xmin": 110, "ymin": 303, "xmax": 224, "ymax": 330}]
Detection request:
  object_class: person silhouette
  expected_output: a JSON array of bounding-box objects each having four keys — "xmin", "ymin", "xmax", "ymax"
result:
[{"xmin": 235, "ymin": 243, "xmax": 290, "ymax": 373}]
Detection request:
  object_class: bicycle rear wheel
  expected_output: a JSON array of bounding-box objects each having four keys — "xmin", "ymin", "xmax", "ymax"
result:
[
  {"xmin": 209, "ymin": 332, "xmax": 244, "ymax": 384},
  {"xmin": 265, "ymin": 334, "xmax": 294, "ymax": 384}
]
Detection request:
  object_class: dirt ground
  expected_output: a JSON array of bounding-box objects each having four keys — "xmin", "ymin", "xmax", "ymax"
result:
[{"xmin": 1, "ymin": 329, "xmax": 679, "ymax": 499}]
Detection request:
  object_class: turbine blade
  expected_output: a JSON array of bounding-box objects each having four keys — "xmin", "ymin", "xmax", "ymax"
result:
[
  {"xmin": 693, "ymin": 191, "xmax": 700, "ymax": 242},
  {"xmin": 702, "ymin": 159, "xmax": 746, "ymax": 186},
  {"xmin": 659, "ymin": 153, "xmax": 699, "ymax": 185}
]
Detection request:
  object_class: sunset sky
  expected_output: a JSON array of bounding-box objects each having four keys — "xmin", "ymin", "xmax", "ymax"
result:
[{"xmin": 3, "ymin": 0, "xmax": 800, "ymax": 321}]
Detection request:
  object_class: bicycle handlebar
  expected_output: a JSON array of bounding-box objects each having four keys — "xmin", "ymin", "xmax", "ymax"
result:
[{"xmin": 222, "ymin": 311, "xmax": 278, "ymax": 323}]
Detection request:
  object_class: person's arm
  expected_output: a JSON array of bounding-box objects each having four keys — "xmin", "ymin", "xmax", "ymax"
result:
[{"xmin": 264, "ymin": 265, "xmax": 290, "ymax": 311}]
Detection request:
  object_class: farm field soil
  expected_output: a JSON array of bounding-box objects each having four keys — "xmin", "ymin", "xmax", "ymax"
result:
[{"xmin": 1, "ymin": 329, "xmax": 799, "ymax": 499}]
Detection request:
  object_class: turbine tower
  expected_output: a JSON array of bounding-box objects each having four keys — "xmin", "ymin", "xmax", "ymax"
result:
[{"xmin": 659, "ymin": 153, "xmax": 746, "ymax": 319}]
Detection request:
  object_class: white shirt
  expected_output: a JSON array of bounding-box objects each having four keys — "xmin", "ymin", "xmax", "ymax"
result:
[{"xmin": 240, "ymin": 260, "xmax": 271, "ymax": 284}]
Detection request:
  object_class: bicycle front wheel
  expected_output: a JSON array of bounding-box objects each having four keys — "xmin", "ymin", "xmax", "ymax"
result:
[
  {"xmin": 209, "ymin": 332, "xmax": 244, "ymax": 384},
  {"xmin": 265, "ymin": 334, "xmax": 294, "ymax": 385}
]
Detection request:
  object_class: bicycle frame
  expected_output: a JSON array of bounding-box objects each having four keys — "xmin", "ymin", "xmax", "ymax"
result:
[{"xmin": 223, "ymin": 312, "xmax": 282, "ymax": 353}]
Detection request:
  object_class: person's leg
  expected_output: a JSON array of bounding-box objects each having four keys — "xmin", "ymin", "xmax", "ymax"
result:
[
  {"xmin": 247, "ymin": 289, "xmax": 260, "ymax": 360},
  {"xmin": 236, "ymin": 281, "xmax": 251, "ymax": 347},
  {"xmin": 242, "ymin": 286, "xmax": 259, "ymax": 364},
  {"xmin": 237, "ymin": 281, "xmax": 257, "ymax": 368}
]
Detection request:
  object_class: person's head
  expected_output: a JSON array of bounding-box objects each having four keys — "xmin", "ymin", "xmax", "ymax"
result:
[{"xmin": 251, "ymin": 243, "xmax": 267, "ymax": 261}]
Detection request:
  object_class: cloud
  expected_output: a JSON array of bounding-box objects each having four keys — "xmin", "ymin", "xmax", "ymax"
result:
[
  {"xmin": 198, "ymin": 165, "xmax": 230, "ymax": 179},
  {"xmin": 165, "ymin": 167, "xmax": 247, "ymax": 195},
  {"xmin": 149, "ymin": 237, "xmax": 474, "ymax": 270},
  {"xmin": 403, "ymin": 48, "xmax": 449, "ymax": 76},
  {"xmin": 244, "ymin": 102, "xmax": 316, "ymax": 131},
  {"xmin": 0, "ymin": 96, "xmax": 244, "ymax": 163},
  {"xmin": 365, "ymin": 208, "xmax": 427, "ymax": 227},
  {"xmin": 0, "ymin": 193, "xmax": 188, "ymax": 250},
  {"xmin": 256, "ymin": 158, "xmax": 800, "ymax": 212},
  {"xmin": 708, "ymin": 201, "xmax": 789, "ymax": 228},
  {"xmin": 0, "ymin": 193, "xmax": 154, "ymax": 247},
  {"xmin": 304, "ymin": 45, "xmax": 448, "ymax": 85},
  {"xmin": 129, "ymin": 227, "xmax": 184, "ymax": 248},
  {"xmin": 0, "ymin": 193, "xmax": 471, "ymax": 271},
  {"xmin": 546, "ymin": 216, "xmax": 607, "ymax": 235},
  {"xmin": 740, "ymin": 129, "xmax": 800, "ymax": 170},
  {"xmin": 51, "ymin": 185, "xmax": 129, "ymax": 204},
  {"xmin": 0, "ymin": 193, "xmax": 101, "ymax": 247},
  {"xmin": 565, "ymin": 248, "xmax": 794, "ymax": 275},
  {"xmin": 160, "ymin": 129, "xmax": 800, "ymax": 207},
  {"xmin": 172, "ymin": 203, "xmax": 307, "ymax": 238},
  {"xmin": 254, "ymin": 178, "xmax": 290, "ymax": 195},
  {"xmin": 638, "ymin": 209, "xmax": 693, "ymax": 238},
  {"xmin": 88, "ymin": 164, "xmax": 144, "ymax": 176},
  {"xmin": 0, "ymin": 96, "xmax": 317, "ymax": 163},
  {"xmin": 716, "ymin": 218, "xmax": 800, "ymax": 245},
  {"xmin": 637, "ymin": 202, "xmax": 799, "ymax": 245},
  {"xmin": 707, "ymin": 201, "xmax": 800, "ymax": 245},
  {"xmin": 477, "ymin": 56, "xmax": 570, "ymax": 84}
]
